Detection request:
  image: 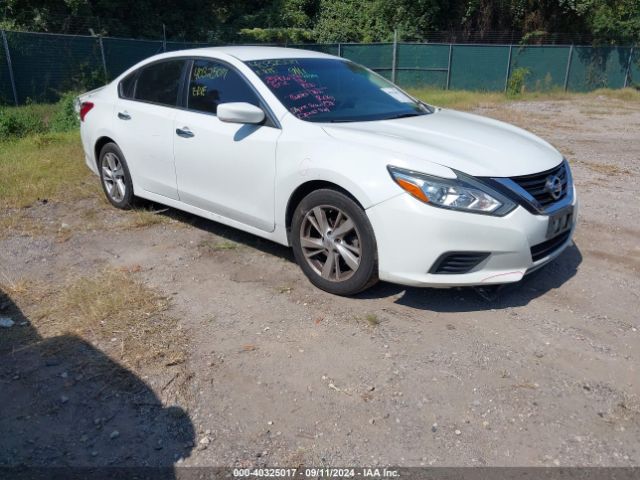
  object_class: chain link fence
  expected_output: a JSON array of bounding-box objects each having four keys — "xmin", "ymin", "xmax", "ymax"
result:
[{"xmin": 0, "ymin": 30, "xmax": 638, "ymax": 106}]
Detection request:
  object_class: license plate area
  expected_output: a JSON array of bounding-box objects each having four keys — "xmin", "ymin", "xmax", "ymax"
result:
[{"xmin": 546, "ymin": 206, "xmax": 574, "ymax": 239}]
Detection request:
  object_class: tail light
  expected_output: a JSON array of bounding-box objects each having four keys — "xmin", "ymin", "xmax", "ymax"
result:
[{"xmin": 79, "ymin": 101, "xmax": 94, "ymax": 122}]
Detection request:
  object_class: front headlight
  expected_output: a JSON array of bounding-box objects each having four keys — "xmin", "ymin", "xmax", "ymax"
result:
[{"xmin": 388, "ymin": 166, "xmax": 516, "ymax": 216}]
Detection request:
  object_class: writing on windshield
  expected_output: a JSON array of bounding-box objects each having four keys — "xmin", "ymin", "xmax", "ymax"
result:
[{"xmin": 246, "ymin": 58, "xmax": 427, "ymax": 123}]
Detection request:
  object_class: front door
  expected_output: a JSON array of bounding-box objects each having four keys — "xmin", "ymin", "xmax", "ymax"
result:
[{"xmin": 173, "ymin": 59, "xmax": 281, "ymax": 232}]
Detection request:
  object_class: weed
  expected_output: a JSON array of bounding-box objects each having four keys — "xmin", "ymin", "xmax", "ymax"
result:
[
  {"xmin": 199, "ymin": 239, "xmax": 240, "ymax": 253},
  {"xmin": 507, "ymin": 67, "xmax": 531, "ymax": 97},
  {"xmin": 365, "ymin": 313, "xmax": 380, "ymax": 326},
  {"xmin": 0, "ymin": 105, "xmax": 47, "ymax": 139},
  {"xmin": 125, "ymin": 208, "xmax": 169, "ymax": 229},
  {"xmin": 50, "ymin": 92, "xmax": 80, "ymax": 132}
]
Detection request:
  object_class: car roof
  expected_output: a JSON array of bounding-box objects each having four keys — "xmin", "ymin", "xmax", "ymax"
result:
[{"xmin": 165, "ymin": 46, "xmax": 337, "ymax": 62}]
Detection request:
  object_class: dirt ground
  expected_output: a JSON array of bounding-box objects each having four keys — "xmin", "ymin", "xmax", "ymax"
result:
[{"xmin": 1, "ymin": 95, "xmax": 639, "ymax": 468}]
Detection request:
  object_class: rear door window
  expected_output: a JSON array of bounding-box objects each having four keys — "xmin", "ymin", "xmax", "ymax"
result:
[
  {"xmin": 187, "ymin": 59, "xmax": 259, "ymax": 115},
  {"xmin": 134, "ymin": 60, "xmax": 186, "ymax": 107}
]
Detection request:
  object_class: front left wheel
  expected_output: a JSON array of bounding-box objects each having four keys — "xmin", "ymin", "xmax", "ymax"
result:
[
  {"xmin": 98, "ymin": 142, "xmax": 134, "ymax": 209},
  {"xmin": 291, "ymin": 189, "xmax": 378, "ymax": 296}
]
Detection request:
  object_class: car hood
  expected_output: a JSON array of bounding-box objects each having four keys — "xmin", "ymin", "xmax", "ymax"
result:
[{"xmin": 321, "ymin": 108, "xmax": 563, "ymax": 177}]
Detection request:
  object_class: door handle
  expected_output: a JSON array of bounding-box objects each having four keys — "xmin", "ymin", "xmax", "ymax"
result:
[
  {"xmin": 117, "ymin": 111, "xmax": 131, "ymax": 120},
  {"xmin": 176, "ymin": 127, "xmax": 194, "ymax": 138}
]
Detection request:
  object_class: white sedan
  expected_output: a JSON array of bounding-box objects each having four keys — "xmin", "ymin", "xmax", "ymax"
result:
[{"xmin": 78, "ymin": 46, "xmax": 577, "ymax": 295}]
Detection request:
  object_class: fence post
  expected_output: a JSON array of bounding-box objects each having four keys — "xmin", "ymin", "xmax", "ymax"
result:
[
  {"xmin": 504, "ymin": 44, "xmax": 513, "ymax": 92},
  {"xmin": 391, "ymin": 30, "xmax": 398, "ymax": 84},
  {"xmin": 623, "ymin": 46, "xmax": 634, "ymax": 88},
  {"xmin": 162, "ymin": 24, "xmax": 167, "ymax": 52},
  {"xmin": 98, "ymin": 35, "xmax": 108, "ymax": 82},
  {"xmin": 445, "ymin": 44, "xmax": 453, "ymax": 90},
  {"xmin": 563, "ymin": 45, "xmax": 574, "ymax": 92},
  {"xmin": 337, "ymin": 42, "xmax": 342, "ymax": 57},
  {"xmin": 1, "ymin": 29, "xmax": 19, "ymax": 106}
]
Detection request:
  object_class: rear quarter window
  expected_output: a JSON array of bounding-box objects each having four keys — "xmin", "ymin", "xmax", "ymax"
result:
[{"xmin": 119, "ymin": 72, "xmax": 137, "ymax": 99}]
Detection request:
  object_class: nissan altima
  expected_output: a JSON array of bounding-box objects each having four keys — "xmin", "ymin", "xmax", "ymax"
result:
[{"xmin": 77, "ymin": 46, "xmax": 577, "ymax": 295}]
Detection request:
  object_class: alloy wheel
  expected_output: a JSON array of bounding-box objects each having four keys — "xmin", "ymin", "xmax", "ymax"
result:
[
  {"xmin": 299, "ymin": 205, "xmax": 362, "ymax": 282},
  {"xmin": 101, "ymin": 152, "xmax": 127, "ymax": 203}
]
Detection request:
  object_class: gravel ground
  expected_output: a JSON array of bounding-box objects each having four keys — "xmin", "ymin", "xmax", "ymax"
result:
[{"xmin": 1, "ymin": 96, "xmax": 639, "ymax": 468}]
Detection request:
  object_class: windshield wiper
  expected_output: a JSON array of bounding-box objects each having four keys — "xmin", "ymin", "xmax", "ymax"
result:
[{"xmin": 382, "ymin": 112, "xmax": 424, "ymax": 120}]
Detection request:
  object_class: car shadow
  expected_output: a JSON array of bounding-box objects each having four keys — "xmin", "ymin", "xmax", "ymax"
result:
[
  {"xmin": 358, "ymin": 243, "xmax": 583, "ymax": 312},
  {"xmin": 0, "ymin": 289, "xmax": 194, "ymax": 477},
  {"xmin": 150, "ymin": 204, "xmax": 582, "ymax": 312},
  {"xmin": 156, "ymin": 205, "xmax": 296, "ymax": 263}
]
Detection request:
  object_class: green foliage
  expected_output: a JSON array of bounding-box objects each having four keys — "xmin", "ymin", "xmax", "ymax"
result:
[
  {"xmin": 239, "ymin": 27, "xmax": 315, "ymax": 43},
  {"xmin": 0, "ymin": 105, "xmax": 47, "ymax": 139},
  {"xmin": 507, "ymin": 67, "xmax": 531, "ymax": 96},
  {"xmin": 51, "ymin": 92, "xmax": 79, "ymax": 133},
  {"xmin": 0, "ymin": 93, "xmax": 78, "ymax": 141},
  {"xmin": 313, "ymin": 0, "xmax": 441, "ymax": 42},
  {"xmin": 1, "ymin": 0, "xmax": 638, "ymax": 47},
  {"xmin": 584, "ymin": 0, "xmax": 640, "ymax": 45},
  {"xmin": 67, "ymin": 63, "xmax": 107, "ymax": 93}
]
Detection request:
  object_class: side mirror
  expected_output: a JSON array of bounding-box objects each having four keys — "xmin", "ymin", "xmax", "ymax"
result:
[{"xmin": 217, "ymin": 102, "xmax": 265, "ymax": 124}]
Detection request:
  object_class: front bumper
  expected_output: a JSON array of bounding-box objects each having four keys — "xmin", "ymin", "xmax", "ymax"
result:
[{"xmin": 366, "ymin": 190, "xmax": 578, "ymax": 287}]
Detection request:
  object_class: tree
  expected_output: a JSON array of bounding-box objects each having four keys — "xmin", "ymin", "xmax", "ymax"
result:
[{"xmin": 1, "ymin": 0, "xmax": 638, "ymax": 44}]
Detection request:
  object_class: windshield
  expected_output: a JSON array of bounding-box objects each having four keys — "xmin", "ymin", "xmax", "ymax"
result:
[{"xmin": 245, "ymin": 58, "xmax": 431, "ymax": 123}]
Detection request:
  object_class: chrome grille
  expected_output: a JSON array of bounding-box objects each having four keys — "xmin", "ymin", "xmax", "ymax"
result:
[{"xmin": 510, "ymin": 162, "xmax": 568, "ymax": 207}]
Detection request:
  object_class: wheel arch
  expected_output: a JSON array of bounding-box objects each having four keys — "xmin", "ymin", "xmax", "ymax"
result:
[
  {"xmin": 284, "ymin": 180, "xmax": 365, "ymax": 243},
  {"xmin": 94, "ymin": 136, "xmax": 117, "ymax": 169}
]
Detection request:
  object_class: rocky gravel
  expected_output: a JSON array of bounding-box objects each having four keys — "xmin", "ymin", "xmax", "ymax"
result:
[{"xmin": 1, "ymin": 96, "xmax": 639, "ymax": 468}]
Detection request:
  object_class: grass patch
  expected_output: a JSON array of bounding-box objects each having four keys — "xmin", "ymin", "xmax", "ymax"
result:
[
  {"xmin": 1, "ymin": 269, "xmax": 191, "ymax": 403},
  {"xmin": 0, "ymin": 94, "xmax": 79, "ymax": 139},
  {"xmin": 214, "ymin": 240, "xmax": 240, "ymax": 250},
  {"xmin": 364, "ymin": 313, "xmax": 380, "ymax": 326},
  {"xmin": 351, "ymin": 312, "xmax": 382, "ymax": 328},
  {"xmin": 198, "ymin": 239, "xmax": 241, "ymax": 254},
  {"xmin": 408, "ymin": 87, "xmax": 640, "ymax": 110},
  {"xmin": 2, "ymin": 269, "xmax": 188, "ymax": 373},
  {"xmin": 126, "ymin": 207, "xmax": 171, "ymax": 229},
  {"xmin": 0, "ymin": 131, "xmax": 92, "ymax": 208}
]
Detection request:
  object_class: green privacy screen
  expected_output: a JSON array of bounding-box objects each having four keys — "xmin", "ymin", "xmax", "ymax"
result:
[
  {"xmin": 631, "ymin": 48, "xmax": 640, "ymax": 87},
  {"xmin": 290, "ymin": 43, "xmax": 340, "ymax": 56},
  {"xmin": 5, "ymin": 31, "xmax": 103, "ymax": 104},
  {"xmin": 567, "ymin": 46, "xmax": 631, "ymax": 91},
  {"xmin": 449, "ymin": 45, "xmax": 510, "ymax": 91},
  {"xmin": 102, "ymin": 38, "xmax": 163, "ymax": 79},
  {"xmin": 0, "ymin": 35, "xmax": 13, "ymax": 105},
  {"xmin": 509, "ymin": 46, "xmax": 570, "ymax": 90},
  {"xmin": 396, "ymin": 44, "xmax": 450, "ymax": 88},
  {"xmin": 341, "ymin": 43, "xmax": 394, "ymax": 79},
  {"xmin": 0, "ymin": 30, "xmax": 637, "ymax": 105}
]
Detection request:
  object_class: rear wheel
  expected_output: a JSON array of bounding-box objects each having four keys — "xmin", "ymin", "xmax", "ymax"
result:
[
  {"xmin": 99, "ymin": 143, "xmax": 134, "ymax": 209},
  {"xmin": 291, "ymin": 189, "xmax": 378, "ymax": 295}
]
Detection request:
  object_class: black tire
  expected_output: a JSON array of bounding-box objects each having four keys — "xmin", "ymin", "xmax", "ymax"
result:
[
  {"xmin": 291, "ymin": 189, "xmax": 378, "ymax": 296},
  {"xmin": 98, "ymin": 143, "xmax": 135, "ymax": 209}
]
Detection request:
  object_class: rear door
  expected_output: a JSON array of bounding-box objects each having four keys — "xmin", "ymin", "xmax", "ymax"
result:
[{"xmin": 113, "ymin": 59, "xmax": 187, "ymax": 200}]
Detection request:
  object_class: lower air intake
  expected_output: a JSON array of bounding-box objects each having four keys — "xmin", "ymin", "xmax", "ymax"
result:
[
  {"xmin": 530, "ymin": 231, "xmax": 571, "ymax": 262},
  {"xmin": 430, "ymin": 252, "xmax": 490, "ymax": 274}
]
